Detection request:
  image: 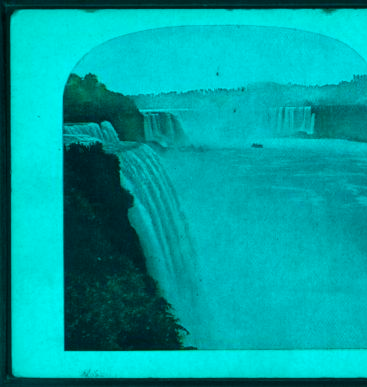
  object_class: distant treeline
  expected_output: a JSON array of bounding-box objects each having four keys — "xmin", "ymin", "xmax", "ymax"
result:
[
  {"xmin": 64, "ymin": 143, "xmax": 188, "ymax": 350},
  {"xmin": 130, "ymin": 74, "xmax": 367, "ymax": 110},
  {"xmin": 64, "ymin": 73, "xmax": 367, "ymax": 143},
  {"xmin": 64, "ymin": 74, "xmax": 144, "ymax": 141}
]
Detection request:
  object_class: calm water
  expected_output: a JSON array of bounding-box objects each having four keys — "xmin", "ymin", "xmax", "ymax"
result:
[{"xmin": 159, "ymin": 139, "xmax": 367, "ymax": 349}]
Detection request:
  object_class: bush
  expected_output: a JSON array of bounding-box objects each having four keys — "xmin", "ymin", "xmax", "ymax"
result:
[
  {"xmin": 64, "ymin": 74, "xmax": 145, "ymax": 141},
  {"xmin": 64, "ymin": 143, "xmax": 187, "ymax": 350}
]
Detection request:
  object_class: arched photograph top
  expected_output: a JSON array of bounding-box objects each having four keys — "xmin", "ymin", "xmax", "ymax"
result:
[
  {"xmin": 10, "ymin": 9, "xmax": 367, "ymax": 379},
  {"xmin": 62, "ymin": 23, "xmax": 367, "ymax": 351}
]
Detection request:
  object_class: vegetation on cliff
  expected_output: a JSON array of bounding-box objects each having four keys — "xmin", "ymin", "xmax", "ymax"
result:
[
  {"xmin": 130, "ymin": 74, "xmax": 367, "ymax": 109},
  {"xmin": 64, "ymin": 143, "xmax": 187, "ymax": 350},
  {"xmin": 64, "ymin": 74, "xmax": 144, "ymax": 141}
]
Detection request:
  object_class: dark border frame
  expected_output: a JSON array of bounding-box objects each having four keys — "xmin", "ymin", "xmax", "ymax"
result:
[{"xmin": 3, "ymin": 2, "xmax": 367, "ymax": 386}]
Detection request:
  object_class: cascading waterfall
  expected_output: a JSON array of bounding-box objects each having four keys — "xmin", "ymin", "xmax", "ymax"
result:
[
  {"xmin": 63, "ymin": 121, "xmax": 198, "ymax": 346},
  {"xmin": 100, "ymin": 121, "xmax": 121, "ymax": 143},
  {"xmin": 142, "ymin": 111, "xmax": 187, "ymax": 147},
  {"xmin": 114, "ymin": 143, "xmax": 198, "ymax": 343},
  {"xmin": 267, "ymin": 106, "xmax": 315, "ymax": 137},
  {"xmin": 63, "ymin": 107, "xmax": 367, "ymax": 350},
  {"xmin": 63, "ymin": 121, "xmax": 120, "ymax": 145},
  {"xmin": 146, "ymin": 106, "xmax": 316, "ymax": 148}
]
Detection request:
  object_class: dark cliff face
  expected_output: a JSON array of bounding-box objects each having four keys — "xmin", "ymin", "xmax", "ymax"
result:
[
  {"xmin": 64, "ymin": 143, "xmax": 186, "ymax": 350},
  {"xmin": 64, "ymin": 142, "xmax": 146, "ymax": 272},
  {"xmin": 63, "ymin": 74, "xmax": 144, "ymax": 141},
  {"xmin": 313, "ymin": 105, "xmax": 367, "ymax": 142}
]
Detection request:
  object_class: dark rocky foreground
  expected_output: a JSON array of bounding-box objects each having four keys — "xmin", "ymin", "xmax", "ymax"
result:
[{"xmin": 64, "ymin": 143, "xmax": 188, "ymax": 350}]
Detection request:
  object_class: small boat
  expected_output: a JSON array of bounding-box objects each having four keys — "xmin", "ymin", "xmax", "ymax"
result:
[{"xmin": 251, "ymin": 143, "xmax": 263, "ymax": 148}]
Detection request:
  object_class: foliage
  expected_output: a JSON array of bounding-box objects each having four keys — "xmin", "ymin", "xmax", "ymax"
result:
[
  {"xmin": 64, "ymin": 143, "xmax": 187, "ymax": 350},
  {"xmin": 130, "ymin": 74, "xmax": 367, "ymax": 111},
  {"xmin": 64, "ymin": 73, "xmax": 144, "ymax": 141}
]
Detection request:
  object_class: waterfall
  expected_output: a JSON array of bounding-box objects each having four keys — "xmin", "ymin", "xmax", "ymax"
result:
[
  {"xmin": 63, "ymin": 124, "xmax": 196, "ymax": 305},
  {"xmin": 115, "ymin": 143, "xmax": 197, "ymax": 299},
  {"xmin": 63, "ymin": 123, "xmax": 195, "ymax": 297},
  {"xmin": 142, "ymin": 111, "xmax": 187, "ymax": 147},
  {"xmin": 268, "ymin": 106, "xmax": 315, "ymax": 137},
  {"xmin": 63, "ymin": 124, "xmax": 198, "ymax": 345},
  {"xmin": 100, "ymin": 121, "xmax": 120, "ymax": 143},
  {"xmin": 140, "ymin": 106, "xmax": 315, "ymax": 148},
  {"xmin": 115, "ymin": 142, "xmax": 199, "ymax": 345},
  {"xmin": 63, "ymin": 121, "xmax": 120, "ymax": 145}
]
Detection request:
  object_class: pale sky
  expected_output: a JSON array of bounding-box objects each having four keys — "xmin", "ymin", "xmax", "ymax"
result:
[{"xmin": 74, "ymin": 25, "xmax": 367, "ymax": 95}]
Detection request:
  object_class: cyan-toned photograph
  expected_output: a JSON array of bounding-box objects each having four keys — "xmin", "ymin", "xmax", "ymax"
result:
[
  {"xmin": 63, "ymin": 24, "xmax": 367, "ymax": 351},
  {"xmin": 10, "ymin": 8, "xmax": 367, "ymax": 378}
]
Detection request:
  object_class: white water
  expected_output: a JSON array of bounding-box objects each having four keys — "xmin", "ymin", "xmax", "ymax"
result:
[
  {"xmin": 266, "ymin": 106, "xmax": 315, "ymax": 137},
  {"xmin": 159, "ymin": 139, "xmax": 367, "ymax": 349},
  {"xmin": 64, "ymin": 121, "xmax": 120, "ymax": 145},
  {"xmin": 113, "ymin": 143, "xmax": 200, "ymax": 345},
  {"xmin": 64, "ymin": 117, "xmax": 367, "ymax": 349},
  {"xmin": 152, "ymin": 106, "xmax": 315, "ymax": 148},
  {"xmin": 64, "ymin": 125, "xmax": 199, "ymax": 346},
  {"xmin": 142, "ymin": 111, "xmax": 187, "ymax": 147}
]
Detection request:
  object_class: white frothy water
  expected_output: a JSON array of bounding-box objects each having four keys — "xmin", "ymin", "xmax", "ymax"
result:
[
  {"xmin": 142, "ymin": 111, "xmax": 187, "ymax": 147},
  {"xmin": 64, "ymin": 121, "xmax": 120, "ymax": 145},
  {"xmin": 266, "ymin": 106, "xmax": 315, "ymax": 137},
  {"xmin": 64, "ymin": 124, "xmax": 199, "ymax": 346},
  {"xmin": 160, "ymin": 106, "xmax": 315, "ymax": 148},
  {"xmin": 114, "ymin": 143, "xmax": 200, "ymax": 346},
  {"xmin": 159, "ymin": 139, "xmax": 367, "ymax": 349},
  {"xmin": 64, "ymin": 115, "xmax": 367, "ymax": 349}
]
